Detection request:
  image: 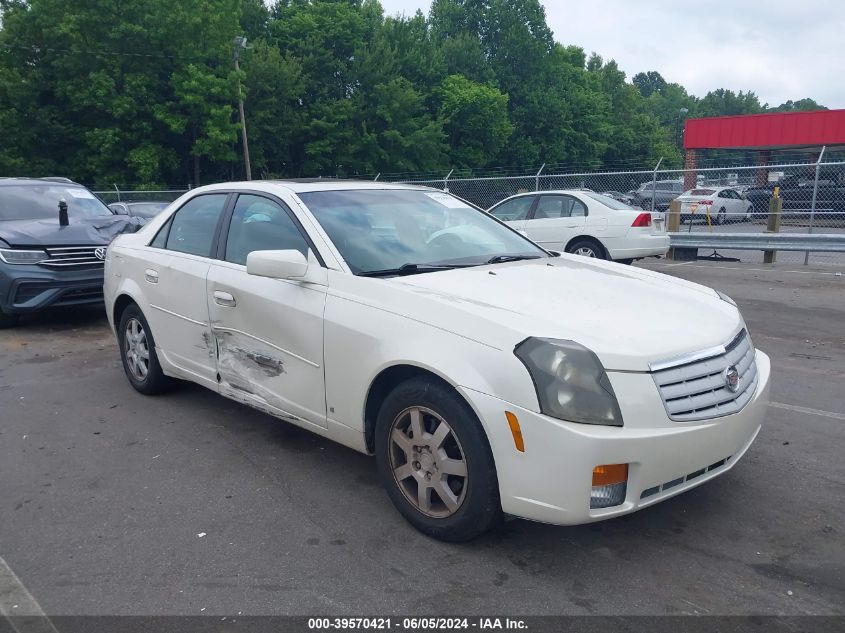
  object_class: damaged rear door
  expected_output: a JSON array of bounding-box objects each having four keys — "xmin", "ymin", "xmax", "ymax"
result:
[{"xmin": 207, "ymin": 193, "xmax": 328, "ymax": 428}]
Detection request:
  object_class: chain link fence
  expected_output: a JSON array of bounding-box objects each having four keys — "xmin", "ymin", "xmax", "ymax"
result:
[
  {"xmin": 91, "ymin": 156, "xmax": 845, "ymax": 265},
  {"xmin": 389, "ymin": 158, "xmax": 845, "ymax": 265},
  {"xmin": 91, "ymin": 188, "xmax": 190, "ymax": 205}
]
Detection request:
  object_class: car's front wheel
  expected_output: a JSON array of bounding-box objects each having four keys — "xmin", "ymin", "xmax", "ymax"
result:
[
  {"xmin": 118, "ymin": 303, "xmax": 172, "ymax": 395},
  {"xmin": 375, "ymin": 378, "xmax": 502, "ymax": 542}
]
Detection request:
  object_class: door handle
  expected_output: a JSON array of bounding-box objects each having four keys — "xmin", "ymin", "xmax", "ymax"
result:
[
  {"xmin": 213, "ymin": 290, "xmax": 236, "ymax": 307},
  {"xmin": 144, "ymin": 269, "xmax": 159, "ymax": 284}
]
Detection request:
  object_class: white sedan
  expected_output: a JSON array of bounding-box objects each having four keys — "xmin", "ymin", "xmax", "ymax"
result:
[
  {"xmin": 677, "ymin": 187, "xmax": 753, "ymax": 224},
  {"xmin": 488, "ymin": 190, "xmax": 669, "ymax": 263},
  {"xmin": 104, "ymin": 181, "xmax": 770, "ymax": 541}
]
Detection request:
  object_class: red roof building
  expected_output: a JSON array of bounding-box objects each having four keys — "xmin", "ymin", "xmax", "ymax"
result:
[
  {"xmin": 681, "ymin": 109, "xmax": 845, "ymax": 187},
  {"xmin": 684, "ymin": 109, "xmax": 845, "ymax": 150}
]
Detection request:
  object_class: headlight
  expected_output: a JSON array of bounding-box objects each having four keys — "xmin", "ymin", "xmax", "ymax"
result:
[
  {"xmin": 514, "ymin": 337, "xmax": 623, "ymax": 426},
  {"xmin": 716, "ymin": 290, "xmax": 737, "ymax": 307},
  {"xmin": 0, "ymin": 248, "xmax": 49, "ymax": 265}
]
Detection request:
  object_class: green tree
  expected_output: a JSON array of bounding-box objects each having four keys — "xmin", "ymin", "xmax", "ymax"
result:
[
  {"xmin": 0, "ymin": 0, "xmax": 241, "ymax": 186},
  {"xmin": 632, "ymin": 71, "xmax": 668, "ymax": 98},
  {"xmin": 769, "ymin": 98, "xmax": 826, "ymax": 112},
  {"xmin": 437, "ymin": 75, "xmax": 512, "ymax": 168}
]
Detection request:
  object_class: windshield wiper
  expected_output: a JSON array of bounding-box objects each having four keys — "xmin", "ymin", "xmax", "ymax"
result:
[
  {"xmin": 358, "ymin": 263, "xmax": 470, "ymax": 278},
  {"xmin": 486, "ymin": 254, "xmax": 542, "ymax": 264}
]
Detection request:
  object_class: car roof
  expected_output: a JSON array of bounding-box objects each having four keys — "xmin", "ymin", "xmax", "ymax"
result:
[
  {"xmin": 504, "ymin": 189, "xmax": 593, "ymax": 197},
  {"xmin": 190, "ymin": 179, "xmax": 436, "ymax": 195}
]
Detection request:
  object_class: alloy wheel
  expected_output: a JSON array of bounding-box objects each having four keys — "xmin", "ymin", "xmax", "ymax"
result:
[
  {"xmin": 124, "ymin": 317, "xmax": 150, "ymax": 382},
  {"xmin": 388, "ymin": 406, "xmax": 468, "ymax": 518},
  {"xmin": 574, "ymin": 246, "xmax": 597, "ymax": 257}
]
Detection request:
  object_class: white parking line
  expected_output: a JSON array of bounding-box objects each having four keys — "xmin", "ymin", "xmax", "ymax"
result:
[
  {"xmin": 0, "ymin": 556, "xmax": 58, "ymax": 633},
  {"xmin": 769, "ymin": 401, "xmax": 845, "ymax": 421}
]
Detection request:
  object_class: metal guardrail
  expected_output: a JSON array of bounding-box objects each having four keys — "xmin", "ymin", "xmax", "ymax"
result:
[{"xmin": 669, "ymin": 232, "xmax": 845, "ymax": 253}]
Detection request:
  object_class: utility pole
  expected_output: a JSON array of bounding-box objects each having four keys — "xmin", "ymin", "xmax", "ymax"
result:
[
  {"xmin": 233, "ymin": 36, "xmax": 252, "ymax": 181},
  {"xmin": 675, "ymin": 107, "xmax": 689, "ymax": 150}
]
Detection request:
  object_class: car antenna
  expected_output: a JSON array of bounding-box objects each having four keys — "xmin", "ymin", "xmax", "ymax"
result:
[{"xmin": 58, "ymin": 198, "xmax": 69, "ymax": 226}]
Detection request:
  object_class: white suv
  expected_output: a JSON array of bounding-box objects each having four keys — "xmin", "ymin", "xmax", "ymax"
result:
[{"xmin": 104, "ymin": 181, "xmax": 770, "ymax": 541}]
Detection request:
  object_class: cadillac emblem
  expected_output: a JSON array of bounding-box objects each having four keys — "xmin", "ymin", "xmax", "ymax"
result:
[{"xmin": 723, "ymin": 365, "xmax": 740, "ymax": 393}]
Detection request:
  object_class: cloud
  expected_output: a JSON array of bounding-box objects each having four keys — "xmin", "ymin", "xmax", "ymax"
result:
[{"xmin": 378, "ymin": 0, "xmax": 844, "ymax": 108}]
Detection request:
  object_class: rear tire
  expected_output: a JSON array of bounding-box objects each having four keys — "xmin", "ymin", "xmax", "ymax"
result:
[
  {"xmin": 566, "ymin": 239, "xmax": 606, "ymax": 259},
  {"xmin": 617, "ymin": 258, "xmax": 634, "ymax": 265},
  {"xmin": 374, "ymin": 377, "xmax": 502, "ymax": 542},
  {"xmin": 117, "ymin": 303, "xmax": 173, "ymax": 395},
  {"xmin": 0, "ymin": 309, "xmax": 19, "ymax": 329},
  {"xmin": 716, "ymin": 207, "xmax": 726, "ymax": 225}
]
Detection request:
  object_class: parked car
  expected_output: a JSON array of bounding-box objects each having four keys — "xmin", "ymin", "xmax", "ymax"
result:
[
  {"xmin": 0, "ymin": 177, "xmax": 142, "ymax": 328},
  {"xmin": 601, "ymin": 190, "xmax": 636, "ymax": 206},
  {"xmin": 744, "ymin": 173, "xmax": 845, "ymax": 220},
  {"xmin": 487, "ymin": 190, "xmax": 669, "ymax": 263},
  {"xmin": 631, "ymin": 179, "xmax": 684, "ymax": 211},
  {"xmin": 104, "ymin": 180, "xmax": 770, "ymax": 541},
  {"xmin": 109, "ymin": 201, "xmax": 170, "ymax": 221},
  {"xmin": 676, "ymin": 187, "xmax": 753, "ymax": 224}
]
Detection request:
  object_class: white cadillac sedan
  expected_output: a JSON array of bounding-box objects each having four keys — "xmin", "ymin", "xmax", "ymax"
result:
[
  {"xmin": 488, "ymin": 190, "xmax": 669, "ymax": 263},
  {"xmin": 104, "ymin": 181, "xmax": 770, "ymax": 541}
]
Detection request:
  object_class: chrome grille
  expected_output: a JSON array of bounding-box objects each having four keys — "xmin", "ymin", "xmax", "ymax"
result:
[
  {"xmin": 42, "ymin": 246, "xmax": 105, "ymax": 268},
  {"xmin": 651, "ymin": 329, "xmax": 758, "ymax": 422}
]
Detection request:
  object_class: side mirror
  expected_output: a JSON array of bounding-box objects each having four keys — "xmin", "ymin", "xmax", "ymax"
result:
[{"xmin": 246, "ymin": 249, "xmax": 308, "ymax": 280}]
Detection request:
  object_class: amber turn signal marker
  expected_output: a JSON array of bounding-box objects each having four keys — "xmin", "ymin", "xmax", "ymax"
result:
[
  {"xmin": 505, "ymin": 411, "xmax": 525, "ymax": 453},
  {"xmin": 592, "ymin": 463, "xmax": 628, "ymax": 486}
]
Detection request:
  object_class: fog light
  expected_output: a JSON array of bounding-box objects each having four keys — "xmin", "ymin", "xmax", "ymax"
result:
[{"xmin": 591, "ymin": 464, "xmax": 628, "ymax": 509}]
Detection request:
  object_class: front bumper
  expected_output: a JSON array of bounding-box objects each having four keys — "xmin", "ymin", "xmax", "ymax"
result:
[
  {"xmin": 459, "ymin": 349, "xmax": 771, "ymax": 525},
  {"xmin": 0, "ymin": 263, "xmax": 105, "ymax": 314}
]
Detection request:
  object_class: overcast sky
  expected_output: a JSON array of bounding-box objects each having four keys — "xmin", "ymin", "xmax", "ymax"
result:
[{"xmin": 378, "ymin": 0, "xmax": 844, "ymax": 109}]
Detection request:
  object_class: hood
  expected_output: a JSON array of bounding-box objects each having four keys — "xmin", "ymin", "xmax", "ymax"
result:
[
  {"xmin": 0, "ymin": 215, "xmax": 144, "ymax": 247},
  {"xmin": 390, "ymin": 257, "xmax": 743, "ymax": 371}
]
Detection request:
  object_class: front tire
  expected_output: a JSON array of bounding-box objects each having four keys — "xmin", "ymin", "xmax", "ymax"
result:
[
  {"xmin": 566, "ymin": 239, "xmax": 605, "ymax": 259},
  {"xmin": 118, "ymin": 303, "xmax": 173, "ymax": 395},
  {"xmin": 374, "ymin": 378, "xmax": 502, "ymax": 542}
]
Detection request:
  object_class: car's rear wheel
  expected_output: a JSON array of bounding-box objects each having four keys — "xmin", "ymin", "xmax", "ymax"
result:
[
  {"xmin": 375, "ymin": 377, "xmax": 502, "ymax": 542},
  {"xmin": 118, "ymin": 303, "xmax": 172, "ymax": 395},
  {"xmin": 567, "ymin": 239, "xmax": 605, "ymax": 259},
  {"xmin": 716, "ymin": 207, "xmax": 727, "ymax": 225}
]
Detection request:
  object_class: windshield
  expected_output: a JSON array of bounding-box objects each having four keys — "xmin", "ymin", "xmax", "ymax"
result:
[
  {"xmin": 129, "ymin": 202, "xmax": 169, "ymax": 218},
  {"xmin": 0, "ymin": 184, "xmax": 113, "ymax": 221},
  {"xmin": 583, "ymin": 192, "xmax": 636, "ymax": 210},
  {"xmin": 299, "ymin": 189, "xmax": 547, "ymax": 275}
]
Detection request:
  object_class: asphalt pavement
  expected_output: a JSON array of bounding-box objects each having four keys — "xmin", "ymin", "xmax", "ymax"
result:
[{"xmin": 0, "ymin": 260, "xmax": 843, "ymax": 616}]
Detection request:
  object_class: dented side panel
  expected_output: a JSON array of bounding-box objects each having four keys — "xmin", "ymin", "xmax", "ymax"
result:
[{"xmin": 207, "ymin": 261, "xmax": 328, "ymax": 428}]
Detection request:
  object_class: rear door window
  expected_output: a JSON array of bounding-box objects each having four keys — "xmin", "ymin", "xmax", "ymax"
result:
[{"xmin": 533, "ymin": 195, "xmax": 587, "ymax": 219}]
